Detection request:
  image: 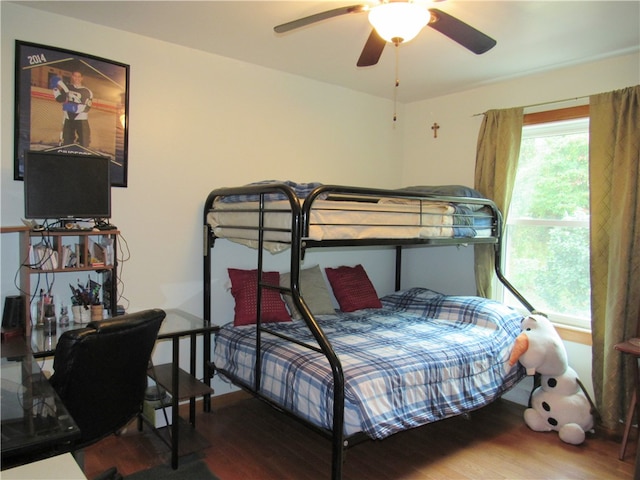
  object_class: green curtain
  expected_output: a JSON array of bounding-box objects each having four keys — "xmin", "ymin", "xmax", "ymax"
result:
[
  {"xmin": 589, "ymin": 85, "xmax": 640, "ymax": 431},
  {"xmin": 474, "ymin": 108, "xmax": 524, "ymax": 298}
]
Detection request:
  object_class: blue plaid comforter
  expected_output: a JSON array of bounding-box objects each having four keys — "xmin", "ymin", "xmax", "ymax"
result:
[{"xmin": 214, "ymin": 288, "xmax": 525, "ymax": 439}]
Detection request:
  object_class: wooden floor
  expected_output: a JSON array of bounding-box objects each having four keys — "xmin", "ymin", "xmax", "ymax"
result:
[{"xmin": 83, "ymin": 392, "xmax": 635, "ymax": 480}]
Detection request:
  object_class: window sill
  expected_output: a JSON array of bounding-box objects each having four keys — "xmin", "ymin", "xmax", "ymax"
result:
[{"xmin": 554, "ymin": 323, "xmax": 592, "ymax": 346}]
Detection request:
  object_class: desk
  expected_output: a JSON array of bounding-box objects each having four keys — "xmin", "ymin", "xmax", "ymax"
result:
[
  {"xmin": 147, "ymin": 309, "xmax": 218, "ymax": 469},
  {"xmin": 1, "ymin": 353, "xmax": 80, "ymax": 470},
  {"xmin": 24, "ymin": 308, "xmax": 218, "ymax": 470},
  {"xmin": 29, "ymin": 324, "xmax": 76, "ymax": 358}
]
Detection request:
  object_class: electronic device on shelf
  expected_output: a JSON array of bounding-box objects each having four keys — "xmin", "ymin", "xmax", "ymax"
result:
[
  {"xmin": 44, "ymin": 226, "xmax": 95, "ymax": 232},
  {"xmin": 94, "ymin": 220, "xmax": 117, "ymax": 231},
  {"xmin": 23, "ymin": 151, "xmax": 111, "ymax": 222}
]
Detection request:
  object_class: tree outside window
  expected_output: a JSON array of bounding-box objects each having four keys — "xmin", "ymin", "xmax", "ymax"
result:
[{"xmin": 503, "ymin": 117, "xmax": 590, "ymax": 329}]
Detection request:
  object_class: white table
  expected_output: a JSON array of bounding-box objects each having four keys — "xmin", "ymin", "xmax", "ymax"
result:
[{"xmin": 2, "ymin": 453, "xmax": 87, "ymax": 479}]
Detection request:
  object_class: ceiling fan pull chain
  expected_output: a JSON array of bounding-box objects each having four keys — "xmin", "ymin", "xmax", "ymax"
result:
[{"xmin": 393, "ymin": 43, "xmax": 400, "ymax": 123}]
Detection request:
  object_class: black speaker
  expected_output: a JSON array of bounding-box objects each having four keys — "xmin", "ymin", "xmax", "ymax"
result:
[{"xmin": 2, "ymin": 295, "xmax": 25, "ymax": 330}]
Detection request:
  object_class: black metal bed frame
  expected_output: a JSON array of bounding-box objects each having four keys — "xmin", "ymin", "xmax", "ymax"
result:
[{"xmin": 202, "ymin": 183, "xmax": 534, "ymax": 480}]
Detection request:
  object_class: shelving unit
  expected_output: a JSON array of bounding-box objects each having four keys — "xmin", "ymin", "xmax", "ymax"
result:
[
  {"xmin": 18, "ymin": 228, "xmax": 119, "ymax": 335},
  {"xmin": 144, "ymin": 309, "xmax": 218, "ymax": 470}
]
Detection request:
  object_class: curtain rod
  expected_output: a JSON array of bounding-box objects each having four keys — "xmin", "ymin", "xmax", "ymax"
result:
[{"xmin": 472, "ymin": 94, "xmax": 590, "ymax": 117}]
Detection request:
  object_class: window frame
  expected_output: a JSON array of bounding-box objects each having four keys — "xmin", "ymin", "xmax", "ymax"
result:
[{"xmin": 499, "ymin": 105, "xmax": 592, "ymax": 344}]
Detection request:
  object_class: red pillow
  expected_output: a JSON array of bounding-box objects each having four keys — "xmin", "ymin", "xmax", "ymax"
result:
[
  {"xmin": 324, "ymin": 264, "xmax": 382, "ymax": 312},
  {"xmin": 228, "ymin": 269, "xmax": 291, "ymax": 326}
]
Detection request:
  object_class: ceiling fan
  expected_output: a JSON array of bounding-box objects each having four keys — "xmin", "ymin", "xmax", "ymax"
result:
[{"xmin": 274, "ymin": 1, "xmax": 497, "ymax": 67}]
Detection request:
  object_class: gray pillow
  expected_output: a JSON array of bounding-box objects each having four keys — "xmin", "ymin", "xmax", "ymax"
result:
[{"xmin": 280, "ymin": 265, "xmax": 336, "ymax": 319}]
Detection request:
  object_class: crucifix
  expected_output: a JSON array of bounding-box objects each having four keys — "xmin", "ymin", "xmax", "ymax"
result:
[{"xmin": 431, "ymin": 122, "xmax": 440, "ymax": 138}]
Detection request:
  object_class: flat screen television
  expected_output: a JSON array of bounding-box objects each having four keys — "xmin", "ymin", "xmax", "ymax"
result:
[{"xmin": 24, "ymin": 151, "xmax": 111, "ymax": 220}]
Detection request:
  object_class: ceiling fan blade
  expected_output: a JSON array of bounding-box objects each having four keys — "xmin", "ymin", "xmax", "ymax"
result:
[
  {"xmin": 427, "ymin": 8, "xmax": 496, "ymax": 54},
  {"xmin": 274, "ymin": 4, "xmax": 367, "ymax": 33},
  {"xmin": 357, "ymin": 29, "xmax": 386, "ymax": 67}
]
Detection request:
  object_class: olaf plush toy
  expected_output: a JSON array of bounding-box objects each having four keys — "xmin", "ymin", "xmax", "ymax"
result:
[{"xmin": 507, "ymin": 314, "xmax": 595, "ymax": 445}]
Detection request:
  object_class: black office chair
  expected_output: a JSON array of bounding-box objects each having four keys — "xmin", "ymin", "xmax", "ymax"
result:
[{"xmin": 49, "ymin": 309, "xmax": 165, "ymax": 476}]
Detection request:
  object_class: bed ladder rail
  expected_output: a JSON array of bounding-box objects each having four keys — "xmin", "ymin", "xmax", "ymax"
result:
[
  {"xmin": 205, "ymin": 183, "xmax": 348, "ymax": 480},
  {"xmin": 263, "ymin": 187, "xmax": 347, "ymax": 480}
]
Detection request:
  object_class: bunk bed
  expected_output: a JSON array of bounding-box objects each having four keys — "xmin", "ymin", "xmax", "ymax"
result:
[{"xmin": 203, "ymin": 182, "xmax": 535, "ymax": 480}]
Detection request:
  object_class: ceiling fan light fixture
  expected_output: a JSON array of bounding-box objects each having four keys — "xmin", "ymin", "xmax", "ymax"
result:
[{"xmin": 368, "ymin": 2, "xmax": 430, "ymax": 44}]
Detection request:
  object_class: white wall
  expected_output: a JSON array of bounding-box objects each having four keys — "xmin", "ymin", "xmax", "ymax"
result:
[{"xmin": 401, "ymin": 53, "xmax": 640, "ymax": 187}]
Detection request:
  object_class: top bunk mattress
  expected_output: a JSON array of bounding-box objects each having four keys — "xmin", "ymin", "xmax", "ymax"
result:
[{"xmin": 206, "ymin": 183, "xmax": 497, "ymax": 251}]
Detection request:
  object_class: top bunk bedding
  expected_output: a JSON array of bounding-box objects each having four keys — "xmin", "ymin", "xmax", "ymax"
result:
[{"xmin": 205, "ymin": 182, "xmax": 500, "ymax": 252}]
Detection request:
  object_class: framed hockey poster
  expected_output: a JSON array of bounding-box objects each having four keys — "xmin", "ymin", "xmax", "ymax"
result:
[{"xmin": 14, "ymin": 40, "xmax": 130, "ymax": 187}]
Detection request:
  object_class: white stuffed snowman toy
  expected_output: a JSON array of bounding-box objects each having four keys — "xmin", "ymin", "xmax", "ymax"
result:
[{"xmin": 507, "ymin": 314, "xmax": 595, "ymax": 445}]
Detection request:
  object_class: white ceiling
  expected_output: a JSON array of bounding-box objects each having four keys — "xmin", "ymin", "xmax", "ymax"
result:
[{"xmin": 15, "ymin": 1, "xmax": 640, "ymax": 102}]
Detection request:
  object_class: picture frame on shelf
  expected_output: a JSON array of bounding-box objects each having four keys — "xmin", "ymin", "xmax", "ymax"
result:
[{"xmin": 14, "ymin": 40, "xmax": 130, "ymax": 187}]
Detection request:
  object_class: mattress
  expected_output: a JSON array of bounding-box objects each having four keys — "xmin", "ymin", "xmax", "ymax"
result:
[
  {"xmin": 207, "ymin": 198, "xmax": 495, "ymax": 252},
  {"xmin": 214, "ymin": 288, "xmax": 525, "ymax": 439}
]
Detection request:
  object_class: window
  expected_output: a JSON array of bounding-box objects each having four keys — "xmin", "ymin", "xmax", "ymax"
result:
[{"xmin": 501, "ymin": 113, "xmax": 590, "ymax": 330}]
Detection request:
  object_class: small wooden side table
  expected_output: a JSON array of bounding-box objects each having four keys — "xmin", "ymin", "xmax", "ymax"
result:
[{"xmin": 614, "ymin": 338, "xmax": 640, "ymax": 460}]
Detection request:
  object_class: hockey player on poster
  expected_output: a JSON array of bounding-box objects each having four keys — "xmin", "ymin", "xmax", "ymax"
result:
[{"xmin": 50, "ymin": 70, "xmax": 93, "ymax": 147}]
